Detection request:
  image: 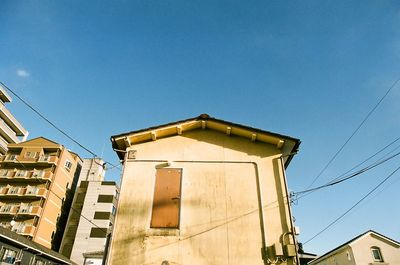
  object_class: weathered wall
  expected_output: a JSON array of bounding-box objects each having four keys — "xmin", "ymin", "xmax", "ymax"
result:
[{"xmin": 108, "ymin": 130, "xmax": 296, "ymax": 265}]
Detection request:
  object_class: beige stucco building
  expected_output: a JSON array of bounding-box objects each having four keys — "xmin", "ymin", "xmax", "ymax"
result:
[
  {"xmin": 309, "ymin": 230, "xmax": 400, "ymax": 265},
  {"xmin": 107, "ymin": 114, "xmax": 301, "ymax": 265},
  {"xmin": 0, "ymin": 137, "xmax": 82, "ymax": 250}
]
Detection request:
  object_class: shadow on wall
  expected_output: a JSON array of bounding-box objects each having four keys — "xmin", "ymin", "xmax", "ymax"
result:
[{"xmin": 51, "ymin": 163, "xmax": 82, "ymax": 251}]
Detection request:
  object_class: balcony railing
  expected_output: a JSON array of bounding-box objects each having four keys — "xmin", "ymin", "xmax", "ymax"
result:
[
  {"xmin": 0, "ymin": 187, "xmax": 46, "ymax": 198},
  {"xmin": 0, "ymin": 170, "xmax": 53, "ymax": 182},
  {"xmin": 1, "ymin": 154, "xmax": 58, "ymax": 164},
  {"xmin": 0, "ymin": 205, "xmax": 42, "ymax": 216}
]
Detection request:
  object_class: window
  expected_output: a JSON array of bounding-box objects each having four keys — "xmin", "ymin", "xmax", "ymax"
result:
[
  {"xmin": 65, "ymin": 160, "xmax": 72, "ymax": 171},
  {"xmin": 5, "ymin": 154, "xmax": 17, "ymax": 161},
  {"xmin": 24, "ymin": 151, "xmax": 37, "ymax": 158},
  {"xmin": 90, "ymin": 227, "xmax": 108, "ymax": 238},
  {"xmin": 97, "ymin": 195, "xmax": 114, "ymax": 203},
  {"xmin": 150, "ymin": 168, "xmax": 182, "ymax": 228},
  {"xmin": 112, "ymin": 205, "xmax": 117, "ymax": 216},
  {"xmin": 371, "ymin": 246, "xmax": 384, "ymax": 262},
  {"xmin": 94, "ymin": 211, "xmax": 111, "ymax": 220},
  {"xmin": 39, "ymin": 154, "xmax": 49, "ymax": 162},
  {"xmin": 8, "ymin": 186, "xmax": 20, "ymax": 194},
  {"xmin": 0, "ymin": 170, "xmax": 8, "ymax": 177},
  {"xmin": 0, "ymin": 247, "xmax": 18, "ymax": 264},
  {"xmin": 32, "ymin": 170, "xmax": 44, "ymax": 178},
  {"xmin": 15, "ymin": 170, "xmax": 27, "ymax": 177}
]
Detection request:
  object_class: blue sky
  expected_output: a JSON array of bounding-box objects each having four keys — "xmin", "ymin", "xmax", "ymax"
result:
[{"xmin": 1, "ymin": 0, "xmax": 400, "ymax": 255}]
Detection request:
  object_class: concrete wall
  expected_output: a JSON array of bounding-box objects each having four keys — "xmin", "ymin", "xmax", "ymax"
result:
[
  {"xmin": 108, "ymin": 130, "xmax": 296, "ymax": 265},
  {"xmin": 69, "ymin": 181, "xmax": 117, "ymax": 264}
]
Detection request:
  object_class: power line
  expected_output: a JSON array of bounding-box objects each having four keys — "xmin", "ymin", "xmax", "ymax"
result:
[
  {"xmin": 303, "ymin": 164, "xmax": 400, "ymax": 245},
  {"xmin": 306, "ymin": 77, "xmax": 400, "ymax": 189},
  {"xmin": 0, "ymin": 81, "xmax": 121, "ymax": 171},
  {"xmin": 294, "ymin": 148, "xmax": 400, "ymax": 198}
]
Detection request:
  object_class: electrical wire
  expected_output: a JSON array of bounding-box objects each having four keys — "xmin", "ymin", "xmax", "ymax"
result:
[
  {"xmin": 303, "ymin": 164, "xmax": 400, "ymax": 245},
  {"xmin": 294, "ymin": 148, "xmax": 400, "ymax": 198},
  {"xmin": 0, "ymin": 81, "xmax": 121, "ymax": 171},
  {"xmin": 306, "ymin": 76, "xmax": 400, "ymax": 189}
]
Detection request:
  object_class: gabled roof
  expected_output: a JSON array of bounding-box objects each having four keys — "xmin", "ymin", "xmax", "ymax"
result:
[
  {"xmin": 111, "ymin": 114, "xmax": 300, "ymax": 167},
  {"xmin": 8, "ymin": 136, "xmax": 62, "ymax": 149},
  {"xmin": 309, "ymin": 230, "xmax": 400, "ymax": 264}
]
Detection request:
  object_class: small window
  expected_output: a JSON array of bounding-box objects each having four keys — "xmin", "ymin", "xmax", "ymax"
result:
[
  {"xmin": 65, "ymin": 160, "xmax": 72, "ymax": 171},
  {"xmin": 371, "ymin": 246, "xmax": 384, "ymax": 262},
  {"xmin": 0, "ymin": 247, "xmax": 18, "ymax": 264},
  {"xmin": 0, "ymin": 170, "xmax": 8, "ymax": 177},
  {"xmin": 15, "ymin": 170, "xmax": 27, "ymax": 177},
  {"xmin": 93, "ymin": 211, "xmax": 111, "ymax": 220},
  {"xmin": 25, "ymin": 151, "xmax": 37, "ymax": 158},
  {"xmin": 112, "ymin": 206, "xmax": 117, "ymax": 216},
  {"xmin": 90, "ymin": 227, "xmax": 108, "ymax": 238},
  {"xmin": 97, "ymin": 195, "xmax": 114, "ymax": 203}
]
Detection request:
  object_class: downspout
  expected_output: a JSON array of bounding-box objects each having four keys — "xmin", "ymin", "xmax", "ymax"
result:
[{"xmin": 279, "ymin": 156, "xmax": 300, "ymax": 265}]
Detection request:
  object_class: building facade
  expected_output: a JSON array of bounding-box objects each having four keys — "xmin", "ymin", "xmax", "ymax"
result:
[
  {"xmin": 0, "ymin": 137, "xmax": 82, "ymax": 250},
  {"xmin": 309, "ymin": 230, "xmax": 400, "ymax": 265},
  {"xmin": 107, "ymin": 114, "xmax": 301, "ymax": 265},
  {"xmin": 0, "ymin": 84, "xmax": 28, "ymax": 155},
  {"xmin": 60, "ymin": 158, "xmax": 118, "ymax": 265}
]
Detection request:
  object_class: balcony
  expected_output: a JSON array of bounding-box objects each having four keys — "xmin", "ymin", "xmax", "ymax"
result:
[
  {"xmin": 0, "ymin": 102, "xmax": 28, "ymax": 137},
  {"xmin": 0, "ymin": 187, "xmax": 46, "ymax": 199},
  {"xmin": 12, "ymin": 224, "xmax": 35, "ymax": 237},
  {"xmin": 37, "ymin": 155, "xmax": 58, "ymax": 164},
  {"xmin": 1, "ymin": 154, "xmax": 58, "ymax": 165},
  {"xmin": 0, "ymin": 170, "xmax": 53, "ymax": 182},
  {"xmin": 18, "ymin": 205, "xmax": 42, "ymax": 216},
  {"xmin": 0, "ymin": 119, "xmax": 20, "ymax": 144}
]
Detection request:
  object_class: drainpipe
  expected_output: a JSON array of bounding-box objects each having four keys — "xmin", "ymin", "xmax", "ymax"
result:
[{"xmin": 279, "ymin": 156, "xmax": 300, "ymax": 265}]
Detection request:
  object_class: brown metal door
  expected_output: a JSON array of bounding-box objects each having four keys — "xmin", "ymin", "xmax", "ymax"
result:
[{"xmin": 150, "ymin": 168, "xmax": 182, "ymax": 228}]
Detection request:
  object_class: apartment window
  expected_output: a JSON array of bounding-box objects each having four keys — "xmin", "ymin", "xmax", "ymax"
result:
[
  {"xmin": 19, "ymin": 203, "xmax": 32, "ymax": 213},
  {"xmin": 6, "ymin": 154, "xmax": 17, "ymax": 161},
  {"xmin": 26, "ymin": 186, "xmax": 38, "ymax": 195},
  {"xmin": 112, "ymin": 205, "xmax": 117, "ymax": 216},
  {"xmin": 15, "ymin": 170, "xmax": 27, "ymax": 177},
  {"xmin": 94, "ymin": 211, "xmax": 111, "ymax": 220},
  {"xmin": 8, "ymin": 186, "xmax": 20, "ymax": 194},
  {"xmin": 150, "ymin": 168, "xmax": 182, "ymax": 228},
  {"xmin": 97, "ymin": 195, "xmax": 114, "ymax": 203},
  {"xmin": 0, "ymin": 170, "xmax": 8, "ymax": 177},
  {"xmin": 0, "ymin": 247, "xmax": 18, "ymax": 264},
  {"xmin": 39, "ymin": 154, "xmax": 49, "ymax": 161},
  {"xmin": 65, "ymin": 160, "xmax": 72, "ymax": 171},
  {"xmin": 32, "ymin": 170, "xmax": 44, "ymax": 178},
  {"xmin": 90, "ymin": 227, "xmax": 108, "ymax": 238},
  {"xmin": 24, "ymin": 151, "xmax": 37, "ymax": 158},
  {"xmin": 371, "ymin": 246, "xmax": 384, "ymax": 262}
]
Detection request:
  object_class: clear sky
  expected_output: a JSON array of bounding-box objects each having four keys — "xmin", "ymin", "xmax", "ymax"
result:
[{"xmin": 1, "ymin": 0, "xmax": 400, "ymax": 255}]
